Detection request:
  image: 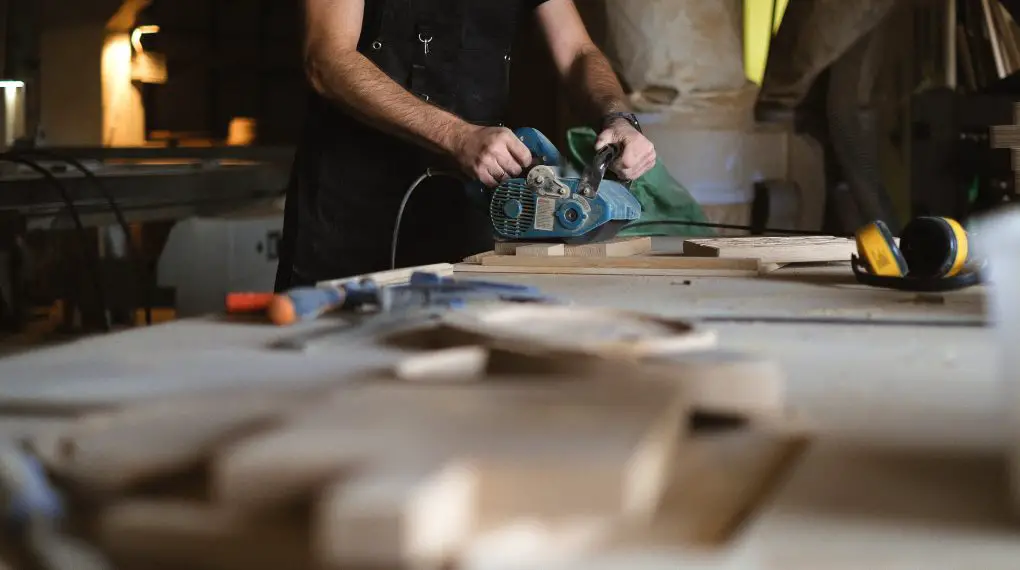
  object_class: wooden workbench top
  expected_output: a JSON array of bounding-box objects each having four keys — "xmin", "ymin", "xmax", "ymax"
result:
[{"xmin": 0, "ymin": 252, "xmax": 1007, "ymax": 568}]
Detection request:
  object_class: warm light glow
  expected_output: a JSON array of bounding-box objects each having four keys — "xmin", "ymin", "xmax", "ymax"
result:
[
  {"xmin": 130, "ymin": 25, "xmax": 160, "ymax": 53},
  {"xmin": 103, "ymin": 33, "xmax": 146, "ymax": 146},
  {"xmin": 1, "ymin": 80, "xmax": 25, "ymax": 147}
]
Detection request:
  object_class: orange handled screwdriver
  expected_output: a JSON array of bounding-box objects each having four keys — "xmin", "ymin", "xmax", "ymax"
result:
[
  {"xmin": 267, "ymin": 285, "xmax": 350, "ymax": 326},
  {"xmin": 226, "ymin": 293, "xmax": 275, "ymax": 314}
]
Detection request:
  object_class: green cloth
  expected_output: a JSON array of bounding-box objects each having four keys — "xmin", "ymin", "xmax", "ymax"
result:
[{"xmin": 565, "ymin": 127, "xmax": 716, "ymax": 237}]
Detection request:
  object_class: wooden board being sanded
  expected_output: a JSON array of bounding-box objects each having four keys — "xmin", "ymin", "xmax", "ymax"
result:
[
  {"xmin": 494, "ymin": 237, "xmax": 653, "ymax": 258},
  {"xmin": 459, "ymin": 237, "xmax": 766, "ymax": 277},
  {"xmin": 682, "ymin": 236, "xmax": 857, "ymax": 265}
]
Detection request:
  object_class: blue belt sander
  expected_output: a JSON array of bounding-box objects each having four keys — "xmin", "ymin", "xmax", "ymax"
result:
[{"xmin": 478, "ymin": 128, "xmax": 642, "ymax": 244}]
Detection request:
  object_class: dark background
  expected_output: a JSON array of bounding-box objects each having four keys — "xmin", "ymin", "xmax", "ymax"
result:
[{"xmin": 2, "ymin": 0, "xmax": 610, "ymax": 147}]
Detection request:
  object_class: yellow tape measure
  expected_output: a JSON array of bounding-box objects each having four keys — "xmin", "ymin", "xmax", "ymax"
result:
[{"xmin": 852, "ymin": 217, "xmax": 979, "ymax": 291}]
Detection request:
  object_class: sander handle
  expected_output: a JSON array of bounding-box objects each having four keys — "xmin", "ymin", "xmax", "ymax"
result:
[{"xmin": 579, "ymin": 143, "xmax": 620, "ymax": 198}]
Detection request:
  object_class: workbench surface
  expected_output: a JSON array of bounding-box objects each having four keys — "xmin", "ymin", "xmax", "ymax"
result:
[{"xmin": 0, "ymin": 252, "xmax": 1013, "ymax": 568}]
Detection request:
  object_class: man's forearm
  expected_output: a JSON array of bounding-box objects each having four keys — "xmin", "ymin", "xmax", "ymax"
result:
[
  {"xmin": 305, "ymin": 48, "xmax": 472, "ymax": 156},
  {"xmin": 567, "ymin": 45, "xmax": 630, "ymax": 122}
]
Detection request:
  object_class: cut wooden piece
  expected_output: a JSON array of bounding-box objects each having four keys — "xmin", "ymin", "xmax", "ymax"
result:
[
  {"xmin": 454, "ymin": 263, "xmax": 759, "ymax": 278},
  {"xmin": 515, "ymin": 244, "xmax": 566, "ymax": 257},
  {"xmin": 471, "ymin": 393, "xmax": 684, "ymax": 525},
  {"xmin": 314, "ymin": 462, "xmax": 477, "ymax": 569},
  {"xmin": 682, "ymin": 236, "xmax": 857, "ymax": 264},
  {"xmin": 573, "ymin": 237, "xmax": 654, "ymax": 258},
  {"xmin": 98, "ymin": 500, "xmax": 311, "ymax": 570},
  {"xmin": 316, "ymin": 263, "xmax": 454, "ymax": 288},
  {"xmin": 459, "ymin": 433, "xmax": 804, "ymax": 570},
  {"xmin": 40, "ymin": 390, "xmax": 310, "ymax": 494},
  {"xmin": 393, "ymin": 346, "xmax": 491, "ymax": 383},
  {"xmin": 213, "ymin": 372, "xmax": 686, "ymax": 524},
  {"xmin": 443, "ymin": 304, "xmax": 717, "ymax": 357},
  {"xmin": 655, "ymin": 350, "xmax": 786, "ymax": 417},
  {"xmin": 494, "ymin": 237, "xmax": 652, "ymax": 258},
  {"xmin": 463, "ymin": 251, "xmax": 496, "ymax": 264},
  {"xmin": 608, "ymin": 432, "xmax": 805, "ymax": 549},
  {"xmin": 212, "ymin": 428, "xmax": 406, "ymax": 511},
  {"xmin": 479, "ymin": 254, "xmax": 761, "ymax": 275},
  {"xmin": 459, "ymin": 517, "xmax": 616, "ymax": 570}
]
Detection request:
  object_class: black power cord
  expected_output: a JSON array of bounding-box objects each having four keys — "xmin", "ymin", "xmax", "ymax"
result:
[
  {"xmin": 7, "ymin": 149, "xmax": 153, "ymax": 325},
  {"xmin": 391, "ymin": 169, "xmax": 462, "ymax": 270},
  {"xmin": 0, "ymin": 156, "xmax": 111, "ymax": 332}
]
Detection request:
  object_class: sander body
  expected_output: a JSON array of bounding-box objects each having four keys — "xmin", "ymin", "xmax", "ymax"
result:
[{"xmin": 478, "ymin": 128, "xmax": 642, "ymax": 244}]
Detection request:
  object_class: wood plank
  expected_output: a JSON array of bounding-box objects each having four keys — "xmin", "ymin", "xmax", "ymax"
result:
[
  {"xmin": 609, "ymin": 432, "xmax": 805, "ymax": 548},
  {"xmin": 210, "ymin": 376, "xmax": 686, "ymax": 520},
  {"xmin": 315, "ymin": 463, "xmax": 477, "ymax": 569},
  {"xmin": 682, "ymin": 236, "xmax": 856, "ymax": 264},
  {"xmin": 516, "ymin": 244, "xmax": 566, "ymax": 257},
  {"xmin": 991, "ymin": 124, "xmax": 1020, "ymax": 149},
  {"xmin": 441, "ymin": 305, "xmax": 716, "ymax": 358},
  {"xmin": 479, "ymin": 255, "xmax": 762, "ymax": 275},
  {"xmin": 494, "ymin": 237, "xmax": 653, "ymax": 258},
  {"xmin": 655, "ymin": 350, "xmax": 786, "ymax": 418},
  {"xmin": 462, "ymin": 251, "xmax": 495, "ymax": 264},
  {"xmin": 567, "ymin": 237, "xmax": 653, "ymax": 258},
  {"xmin": 460, "ymin": 432, "xmax": 804, "ymax": 569},
  {"xmin": 36, "ymin": 390, "xmax": 316, "ymax": 494},
  {"xmin": 97, "ymin": 501, "xmax": 312, "ymax": 570},
  {"xmin": 454, "ymin": 263, "xmax": 761, "ymax": 278}
]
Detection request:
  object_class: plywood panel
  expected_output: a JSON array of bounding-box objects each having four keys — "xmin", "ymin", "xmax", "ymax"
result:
[{"xmin": 683, "ymin": 236, "xmax": 856, "ymax": 264}]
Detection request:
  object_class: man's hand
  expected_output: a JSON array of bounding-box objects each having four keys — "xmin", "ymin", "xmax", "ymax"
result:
[
  {"xmin": 453, "ymin": 126, "xmax": 534, "ymax": 187},
  {"xmin": 595, "ymin": 121, "xmax": 656, "ymax": 182}
]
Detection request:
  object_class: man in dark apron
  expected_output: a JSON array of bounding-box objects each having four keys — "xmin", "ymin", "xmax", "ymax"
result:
[{"xmin": 275, "ymin": 0, "xmax": 657, "ymax": 290}]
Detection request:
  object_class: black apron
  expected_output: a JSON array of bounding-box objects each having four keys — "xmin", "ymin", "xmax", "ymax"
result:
[{"xmin": 276, "ymin": 0, "xmax": 539, "ymax": 290}]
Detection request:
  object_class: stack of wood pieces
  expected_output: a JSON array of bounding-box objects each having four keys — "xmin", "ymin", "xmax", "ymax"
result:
[
  {"xmin": 457, "ymin": 236, "xmax": 857, "ymax": 277},
  {"xmin": 991, "ymin": 101, "xmax": 1020, "ymax": 192},
  {"xmin": 679, "ymin": 235, "xmax": 859, "ymax": 273},
  {"xmin": 25, "ymin": 307, "xmax": 793, "ymax": 570}
]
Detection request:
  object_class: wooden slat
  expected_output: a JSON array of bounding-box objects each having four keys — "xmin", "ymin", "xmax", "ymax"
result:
[
  {"xmin": 514, "ymin": 244, "xmax": 565, "ymax": 257},
  {"xmin": 991, "ymin": 125, "xmax": 1020, "ymax": 149},
  {"xmin": 495, "ymin": 237, "xmax": 653, "ymax": 258},
  {"xmin": 682, "ymin": 236, "xmax": 856, "ymax": 264},
  {"xmin": 479, "ymin": 255, "xmax": 761, "ymax": 274},
  {"xmin": 454, "ymin": 263, "xmax": 760, "ymax": 278}
]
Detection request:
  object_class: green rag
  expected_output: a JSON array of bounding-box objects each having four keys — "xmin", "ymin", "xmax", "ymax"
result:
[{"xmin": 565, "ymin": 127, "xmax": 716, "ymax": 237}]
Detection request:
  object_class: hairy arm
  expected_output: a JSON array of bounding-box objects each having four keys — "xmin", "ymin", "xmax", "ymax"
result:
[
  {"xmin": 303, "ymin": 0, "xmax": 531, "ymax": 185},
  {"xmin": 534, "ymin": 0, "xmax": 656, "ymax": 180},
  {"xmin": 534, "ymin": 0, "xmax": 628, "ymax": 120},
  {"xmin": 304, "ymin": 0, "xmax": 469, "ymax": 155}
]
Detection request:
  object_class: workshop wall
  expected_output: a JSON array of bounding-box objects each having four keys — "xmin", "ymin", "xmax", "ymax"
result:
[
  {"xmin": 140, "ymin": 0, "xmax": 588, "ymax": 147},
  {"xmin": 139, "ymin": 0, "xmax": 305, "ymax": 145}
]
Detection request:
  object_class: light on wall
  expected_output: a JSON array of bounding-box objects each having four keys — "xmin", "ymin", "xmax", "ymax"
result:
[
  {"xmin": 0, "ymin": 80, "xmax": 26, "ymax": 151},
  {"xmin": 131, "ymin": 25, "xmax": 160, "ymax": 53}
]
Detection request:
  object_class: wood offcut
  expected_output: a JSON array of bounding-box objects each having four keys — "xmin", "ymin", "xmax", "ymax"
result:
[
  {"xmin": 681, "ymin": 236, "xmax": 857, "ymax": 265},
  {"xmin": 38, "ymin": 362, "xmax": 689, "ymax": 570}
]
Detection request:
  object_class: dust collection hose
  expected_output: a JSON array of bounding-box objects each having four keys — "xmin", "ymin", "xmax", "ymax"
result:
[{"xmin": 827, "ymin": 28, "xmax": 901, "ymax": 235}]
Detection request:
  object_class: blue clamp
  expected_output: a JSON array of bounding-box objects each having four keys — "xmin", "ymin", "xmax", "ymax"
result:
[
  {"xmin": 1, "ymin": 449, "xmax": 64, "ymax": 528},
  {"xmin": 406, "ymin": 272, "xmax": 556, "ymax": 303}
]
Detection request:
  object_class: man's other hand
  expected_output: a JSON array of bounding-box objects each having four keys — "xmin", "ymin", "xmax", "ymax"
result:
[
  {"xmin": 595, "ymin": 121, "xmax": 656, "ymax": 182},
  {"xmin": 454, "ymin": 126, "xmax": 533, "ymax": 188}
]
